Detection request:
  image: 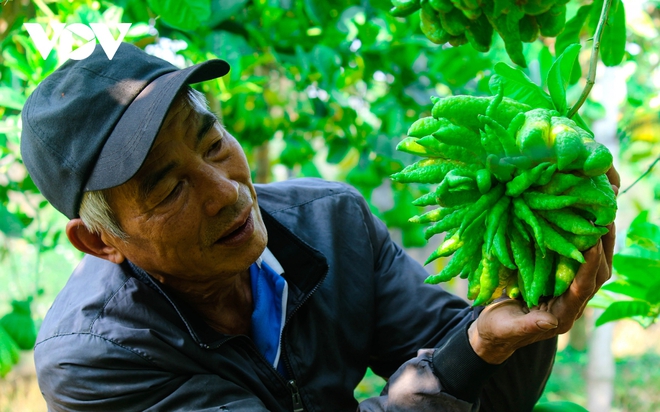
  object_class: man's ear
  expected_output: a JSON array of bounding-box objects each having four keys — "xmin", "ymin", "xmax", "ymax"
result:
[{"xmin": 66, "ymin": 219, "xmax": 125, "ymax": 264}]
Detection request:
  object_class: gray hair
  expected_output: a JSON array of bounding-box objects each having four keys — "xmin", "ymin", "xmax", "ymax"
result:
[{"xmin": 78, "ymin": 87, "xmax": 210, "ymax": 240}]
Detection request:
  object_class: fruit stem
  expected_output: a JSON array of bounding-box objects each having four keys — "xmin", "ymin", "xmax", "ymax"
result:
[{"xmin": 567, "ymin": 0, "xmax": 614, "ymax": 118}]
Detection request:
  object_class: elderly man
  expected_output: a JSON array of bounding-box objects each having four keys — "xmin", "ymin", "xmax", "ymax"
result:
[{"xmin": 21, "ymin": 43, "xmax": 615, "ymax": 411}]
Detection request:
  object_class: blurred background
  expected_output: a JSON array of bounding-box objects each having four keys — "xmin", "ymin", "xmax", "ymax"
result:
[{"xmin": 1, "ymin": 0, "xmax": 660, "ymax": 410}]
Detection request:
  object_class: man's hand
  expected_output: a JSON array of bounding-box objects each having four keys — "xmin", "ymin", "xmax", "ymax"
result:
[{"xmin": 468, "ymin": 167, "xmax": 619, "ymax": 365}]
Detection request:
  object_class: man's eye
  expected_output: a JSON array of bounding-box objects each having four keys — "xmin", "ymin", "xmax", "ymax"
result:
[
  {"xmin": 207, "ymin": 139, "xmax": 223, "ymax": 157},
  {"xmin": 162, "ymin": 181, "xmax": 184, "ymax": 204}
]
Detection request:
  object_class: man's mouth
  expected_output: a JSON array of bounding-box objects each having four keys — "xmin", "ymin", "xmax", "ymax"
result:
[{"xmin": 214, "ymin": 211, "xmax": 254, "ymax": 246}]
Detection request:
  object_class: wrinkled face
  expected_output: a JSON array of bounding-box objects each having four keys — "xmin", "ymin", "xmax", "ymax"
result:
[{"xmin": 105, "ymin": 91, "xmax": 268, "ymax": 284}]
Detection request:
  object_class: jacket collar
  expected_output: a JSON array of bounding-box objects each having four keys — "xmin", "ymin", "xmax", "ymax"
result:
[{"xmin": 124, "ymin": 208, "xmax": 329, "ymax": 348}]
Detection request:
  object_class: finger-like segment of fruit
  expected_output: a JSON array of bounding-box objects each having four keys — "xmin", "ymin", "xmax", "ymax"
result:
[
  {"xmin": 480, "ymin": 129, "xmax": 505, "ymax": 158},
  {"xmin": 440, "ymin": 8, "xmax": 470, "ymax": 36},
  {"xmin": 459, "ymin": 184, "xmax": 505, "ymax": 234},
  {"xmin": 512, "ymin": 197, "xmax": 545, "ymax": 253},
  {"xmin": 535, "ymin": 163, "xmax": 557, "ymax": 186},
  {"xmin": 391, "ymin": 158, "xmax": 478, "ymax": 183},
  {"xmin": 523, "ymin": 191, "xmax": 580, "ymax": 210},
  {"xmin": 506, "ymin": 162, "xmax": 551, "ymax": 197},
  {"xmin": 575, "ymin": 203, "xmax": 616, "ymax": 226},
  {"xmin": 529, "ymin": 245, "xmax": 555, "ymax": 306},
  {"xmin": 592, "ymin": 174, "xmax": 617, "ymax": 203},
  {"xmin": 408, "ymin": 116, "xmax": 444, "ymax": 138},
  {"xmin": 432, "ymin": 96, "xmax": 532, "ymax": 132},
  {"xmin": 487, "ymin": 154, "xmax": 515, "ymax": 181},
  {"xmin": 493, "ymin": 214, "xmax": 517, "ymax": 270},
  {"xmin": 390, "ymin": 0, "xmax": 421, "ymax": 17},
  {"xmin": 438, "ymin": 188, "xmax": 482, "ymax": 207},
  {"xmin": 522, "ymin": 0, "xmax": 554, "ymax": 16},
  {"xmin": 537, "ymin": 217, "xmax": 586, "ymax": 263},
  {"xmin": 484, "ymin": 195, "xmax": 511, "ymax": 251},
  {"xmin": 558, "ymin": 228, "xmax": 600, "ymax": 251},
  {"xmin": 565, "ymin": 178, "xmax": 616, "ymax": 208},
  {"xmin": 519, "ymin": 14, "xmax": 540, "ymax": 43},
  {"xmin": 413, "ymin": 191, "xmax": 440, "ymax": 206},
  {"xmin": 417, "ymin": 136, "xmax": 484, "ymax": 164},
  {"xmin": 554, "ymin": 256, "xmax": 581, "ymax": 296},
  {"xmin": 425, "ymin": 207, "xmax": 469, "ymax": 239},
  {"xmin": 582, "ymin": 139, "xmax": 614, "ymax": 177},
  {"xmin": 506, "ymin": 272, "xmax": 521, "ymax": 299},
  {"xmin": 502, "ymin": 156, "xmax": 532, "ymax": 170},
  {"xmin": 410, "ymin": 205, "xmax": 459, "ymax": 224},
  {"xmin": 468, "ymin": 259, "xmax": 483, "ymax": 300},
  {"xmin": 538, "ymin": 209, "xmax": 609, "ymax": 236},
  {"xmin": 476, "ymin": 168, "xmax": 493, "ymax": 194},
  {"xmin": 537, "ymin": 4, "xmax": 567, "ymax": 37},
  {"xmin": 425, "ymin": 211, "xmax": 486, "ymax": 279},
  {"xmin": 479, "ymin": 115, "xmax": 519, "ymax": 157},
  {"xmin": 448, "ymin": 33, "xmax": 469, "ymax": 46},
  {"xmin": 516, "ymin": 108, "xmax": 554, "ymax": 161},
  {"xmin": 466, "ymin": 13, "xmax": 493, "ymax": 52},
  {"xmin": 396, "ymin": 137, "xmax": 431, "ymax": 156},
  {"xmin": 512, "ymin": 215, "xmax": 531, "ymax": 242},
  {"xmin": 473, "ymin": 250, "xmax": 503, "ymax": 306},
  {"xmin": 430, "ymin": 0, "xmax": 455, "ymax": 13},
  {"xmin": 490, "ymin": 267, "xmax": 514, "ymax": 303},
  {"xmin": 426, "ymin": 228, "xmax": 461, "ymax": 262},
  {"xmin": 550, "ymin": 122, "xmax": 583, "ymax": 170},
  {"xmin": 536, "ymin": 172, "xmax": 585, "ymax": 195},
  {"xmin": 432, "ymin": 119, "xmax": 484, "ymax": 154},
  {"xmin": 420, "ymin": 4, "xmax": 452, "ymax": 44},
  {"xmin": 510, "ymin": 223, "xmax": 535, "ymax": 301}
]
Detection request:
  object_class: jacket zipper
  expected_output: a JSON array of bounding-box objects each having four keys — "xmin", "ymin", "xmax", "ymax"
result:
[{"xmin": 288, "ymin": 380, "xmax": 304, "ymax": 412}]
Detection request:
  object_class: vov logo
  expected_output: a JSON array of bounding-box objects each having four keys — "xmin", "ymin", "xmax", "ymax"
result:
[{"xmin": 24, "ymin": 22, "xmax": 132, "ymax": 60}]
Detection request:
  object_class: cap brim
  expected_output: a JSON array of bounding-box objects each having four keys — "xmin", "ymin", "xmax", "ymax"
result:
[{"xmin": 84, "ymin": 59, "xmax": 230, "ymax": 192}]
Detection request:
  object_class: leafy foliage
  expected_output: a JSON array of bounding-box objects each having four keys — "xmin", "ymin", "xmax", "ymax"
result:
[{"xmin": 593, "ymin": 211, "xmax": 660, "ymax": 327}]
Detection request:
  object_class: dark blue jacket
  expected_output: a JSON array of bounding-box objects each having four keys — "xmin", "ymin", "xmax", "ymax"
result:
[{"xmin": 34, "ymin": 178, "xmax": 555, "ymax": 411}]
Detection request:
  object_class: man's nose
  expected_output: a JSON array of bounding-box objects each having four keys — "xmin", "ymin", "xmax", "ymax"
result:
[{"xmin": 198, "ymin": 164, "xmax": 239, "ymax": 216}]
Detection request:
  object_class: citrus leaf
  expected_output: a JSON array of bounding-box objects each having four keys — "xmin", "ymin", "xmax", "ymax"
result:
[
  {"xmin": 645, "ymin": 280, "xmax": 660, "ymax": 304},
  {"xmin": 547, "ymin": 44, "xmax": 581, "ymax": 115},
  {"xmin": 147, "ymin": 0, "xmax": 211, "ymax": 31},
  {"xmin": 0, "ymin": 204, "xmax": 24, "ymax": 238},
  {"xmin": 555, "ymin": 5, "xmax": 592, "ymax": 56},
  {"xmin": 601, "ymin": 0, "xmax": 626, "ymax": 67},
  {"xmin": 533, "ymin": 401, "xmax": 589, "ymax": 412},
  {"xmin": 602, "ymin": 279, "xmax": 649, "ymax": 301},
  {"xmin": 489, "ymin": 63, "xmax": 554, "ymax": 110},
  {"xmin": 595, "ymin": 300, "xmax": 652, "ymax": 327},
  {"xmin": 0, "ymin": 87, "xmax": 26, "ymax": 111}
]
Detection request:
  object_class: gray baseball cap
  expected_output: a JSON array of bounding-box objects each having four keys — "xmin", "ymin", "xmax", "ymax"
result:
[{"xmin": 20, "ymin": 42, "xmax": 230, "ymax": 219}]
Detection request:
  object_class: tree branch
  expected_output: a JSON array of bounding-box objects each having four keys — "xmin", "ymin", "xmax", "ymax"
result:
[
  {"xmin": 567, "ymin": 0, "xmax": 614, "ymax": 118},
  {"xmin": 620, "ymin": 153, "xmax": 660, "ymax": 195}
]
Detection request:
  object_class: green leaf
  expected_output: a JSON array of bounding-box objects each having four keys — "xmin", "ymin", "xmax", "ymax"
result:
[
  {"xmin": 547, "ymin": 44, "xmax": 581, "ymax": 115},
  {"xmin": 533, "ymin": 401, "xmax": 589, "ymax": 412},
  {"xmin": 489, "ymin": 63, "xmax": 554, "ymax": 110},
  {"xmin": 147, "ymin": 0, "xmax": 211, "ymax": 31},
  {"xmin": 0, "ymin": 204, "xmax": 24, "ymax": 238},
  {"xmin": 595, "ymin": 300, "xmax": 652, "ymax": 326},
  {"xmin": 613, "ymin": 251, "xmax": 660, "ymax": 286},
  {"xmin": 555, "ymin": 4, "xmax": 592, "ymax": 56},
  {"xmin": 0, "ymin": 87, "xmax": 26, "ymax": 111},
  {"xmin": 326, "ymin": 138, "xmax": 351, "ymax": 164},
  {"xmin": 601, "ymin": 0, "xmax": 626, "ymax": 67},
  {"xmin": 602, "ymin": 279, "xmax": 649, "ymax": 301},
  {"xmin": 645, "ymin": 280, "xmax": 660, "ymax": 304}
]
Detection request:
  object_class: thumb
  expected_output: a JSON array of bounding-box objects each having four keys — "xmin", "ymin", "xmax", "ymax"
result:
[{"xmin": 524, "ymin": 309, "xmax": 559, "ymax": 332}]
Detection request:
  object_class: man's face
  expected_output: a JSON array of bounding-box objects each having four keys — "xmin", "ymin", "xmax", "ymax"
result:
[{"xmin": 104, "ymin": 91, "xmax": 268, "ymax": 284}]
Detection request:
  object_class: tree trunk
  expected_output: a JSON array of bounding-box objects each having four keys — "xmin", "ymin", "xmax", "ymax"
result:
[
  {"xmin": 585, "ymin": 65, "xmax": 622, "ymax": 412},
  {"xmin": 587, "ymin": 311, "xmax": 615, "ymax": 412}
]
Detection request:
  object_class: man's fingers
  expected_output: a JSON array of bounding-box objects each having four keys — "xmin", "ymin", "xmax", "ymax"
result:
[
  {"xmin": 571, "ymin": 241, "xmax": 603, "ymax": 300},
  {"xmin": 602, "ymin": 222, "xmax": 616, "ymax": 269},
  {"xmin": 606, "ymin": 166, "xmax": 621, "ymax": 189}
]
